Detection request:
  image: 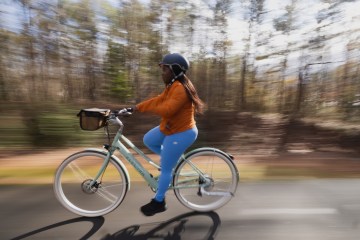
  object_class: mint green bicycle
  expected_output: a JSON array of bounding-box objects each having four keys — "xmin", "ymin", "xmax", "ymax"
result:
[{"xmin": 53, "ymin": 108, "xmax": 239, "ymax": 217}]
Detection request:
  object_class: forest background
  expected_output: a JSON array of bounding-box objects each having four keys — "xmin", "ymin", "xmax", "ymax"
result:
[{"xmin": 0, "ymin": 0, "xmax": 359, "ymax": 153}]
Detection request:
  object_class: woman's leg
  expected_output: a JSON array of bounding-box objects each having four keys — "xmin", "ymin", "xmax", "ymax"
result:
[
  {"xmin": 154, "ymin": 127, "xmax": 198, "ymax": 202},
  {"xmin": 143, "ymin": 126, "xmax": 165, "ymax": 155}
]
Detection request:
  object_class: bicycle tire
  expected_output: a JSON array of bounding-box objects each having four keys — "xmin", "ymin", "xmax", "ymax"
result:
[
  {"xmin": 173, "ymin": 149, "xmax": 239, "ymax": 212},
  {"xmin": 54, "ymin": 150, "xmax": 129, "ymax": 217}
]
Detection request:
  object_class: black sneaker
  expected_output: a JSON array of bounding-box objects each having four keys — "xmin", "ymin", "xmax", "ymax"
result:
[{"xmin": 140, "ymin": 199, "xmax": 167, "ymax": 216}]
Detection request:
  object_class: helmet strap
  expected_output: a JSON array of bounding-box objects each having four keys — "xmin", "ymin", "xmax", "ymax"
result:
[{"xmin": 167, "ymin": 66, "xmax": 184, "ymax": 87}]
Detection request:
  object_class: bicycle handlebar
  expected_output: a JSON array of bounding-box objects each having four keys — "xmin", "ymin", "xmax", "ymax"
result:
[{"xmin": 107, "ymin": 108, "xmax": 133, "ymax": 131}]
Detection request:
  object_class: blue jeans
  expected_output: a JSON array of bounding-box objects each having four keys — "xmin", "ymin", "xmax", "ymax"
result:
[{"xmin": 143, "ymin": 126, "xmax": 198, "ymax": 202}]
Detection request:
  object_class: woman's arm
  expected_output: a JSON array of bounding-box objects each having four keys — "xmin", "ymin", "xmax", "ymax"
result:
[{"xmin": 136, "ymin": 84, "xmax": 188, "ymax": 117}]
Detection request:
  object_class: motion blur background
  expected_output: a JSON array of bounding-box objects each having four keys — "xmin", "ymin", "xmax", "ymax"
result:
[{"xmin": 0, "ymin": 0, "xmax": 359, "ymax": 164}]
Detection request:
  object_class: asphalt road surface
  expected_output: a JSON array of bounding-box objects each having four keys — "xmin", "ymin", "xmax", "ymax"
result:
[{"xmin": 1, "ymin": 179, "xmax": 360, "ymax": 240}]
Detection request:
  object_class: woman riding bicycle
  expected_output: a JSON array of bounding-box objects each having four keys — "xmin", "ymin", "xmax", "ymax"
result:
[{"xmin": 133, "ymin": 53, "xmax": 204, "ymax": 216}]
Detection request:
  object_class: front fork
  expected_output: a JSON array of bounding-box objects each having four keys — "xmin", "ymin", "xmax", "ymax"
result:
[{"xmin": 88, "ymin": 149, "xmax": 113, "ymax": 189}]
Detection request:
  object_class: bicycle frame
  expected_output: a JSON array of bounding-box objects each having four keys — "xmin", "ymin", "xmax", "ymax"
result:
[
  {"xmin": 117, "ymin": 134, "xmax": 160, "ymax": 190},
  {"xmin": 90, "ymin": 115, "xmax": 206, "ymax": 192}
]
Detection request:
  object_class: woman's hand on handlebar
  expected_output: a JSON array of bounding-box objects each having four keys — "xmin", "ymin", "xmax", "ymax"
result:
[
  {"xmin": 126, "ymin": 107, "xmax": 136, "ymax": 113},
  {"xmin": 115, "ymin": 106, "xmax": 136, "ymax": 116}
]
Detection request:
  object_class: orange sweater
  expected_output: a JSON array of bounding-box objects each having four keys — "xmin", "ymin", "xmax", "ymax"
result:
[{"xmin": 136, "ymin": 81, "xmax": 195, "ymax": 135}]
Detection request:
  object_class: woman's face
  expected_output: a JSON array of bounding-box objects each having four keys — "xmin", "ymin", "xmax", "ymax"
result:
[{"xmin": 160, "ymin": 64, "xmax": 173, "ymax": 85}]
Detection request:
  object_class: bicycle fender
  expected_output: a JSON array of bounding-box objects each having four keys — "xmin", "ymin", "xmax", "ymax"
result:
[
  {"xmin": 85, "ymin": 148, "xmax": 131, "ymax": 190},
  {"xmin": 185, "ymin": 147, "xmax": 234, "ymax": 160}
]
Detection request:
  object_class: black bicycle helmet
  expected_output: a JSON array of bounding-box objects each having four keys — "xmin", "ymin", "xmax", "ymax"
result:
[{"xmin": 159, "ymin": 53, "xmax": 189, "ymax": 72}]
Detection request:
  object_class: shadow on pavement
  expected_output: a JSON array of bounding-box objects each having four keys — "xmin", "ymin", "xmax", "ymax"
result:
[
  {"xmin": 101, "ymin": 211, "xmax": 221, "ymax": 240},
  {"xmin": 9, "ymin": 211, "xmax": 220, "ymax": 240},
  {"xmin": 10, "ymin": 216, "xmax": 105, "ymax": 240}
]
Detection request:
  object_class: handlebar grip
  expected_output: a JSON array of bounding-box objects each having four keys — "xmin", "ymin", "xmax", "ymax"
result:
[
  {"xmin": 126, "ymin": 107, "xmax": 134, "ymax": 113},
  {"xmin": 115, "ymin": 108, "xmax": 132, "ymax": 116}
]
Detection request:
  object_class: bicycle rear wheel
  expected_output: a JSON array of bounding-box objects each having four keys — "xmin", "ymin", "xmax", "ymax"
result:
[
  {"xmin": 173, "ymin": 149, "xmax": 239, "ymax": 212},
  {"xmin": 54, "ymin": 150, "xmax": 128, "ymax": 217}
]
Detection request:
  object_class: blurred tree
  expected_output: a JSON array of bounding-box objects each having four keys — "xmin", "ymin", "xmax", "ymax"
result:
[
  {"xmin": 19, "ymin": 0, "xmax": 37, "ymax": 102},
  {"xmin": 35, "ymin": 1, "xmax": 62, "ymax": 100},
  {"xmin": 238, "ymin": 0, "xmax": 265, "ymax": 111},
  {"xmin": 342, "ymin": 38, "xmax": 360, "ymax": 119},
  {"xmin": 104, "ymin": 40, "xmax": 131, "ymax": 101},
  {"xmin": 297, "ymin": 0, "xmax": 351, "ymax": 116},
  {"xmin": 272, "ymin": 0, "xmax": 297, "ymax": 113},
  {"xmin": 136, "ymin": 0, "xmax": 165, "ymax": 99},
  {"xmin": 0, "ymin": 28, "xmax": 8, "ymax": 102},
  {"xmin": 112, "ymin": 0, "xmax": 163, "ymax": 102},
  {"xmin": 147, "ymin": 0, "xmax": 167, "ymax": 77},
  {"xmin": 56, "ymin": 0, "xmax": 74, "ymax": 100},
  {"xmin": 208, "ymin": 0, "xmax": 232, "ymax": 110},
  {"xmin": 69, "ymin": 0, "xmax": 99, "ymax": 101}
]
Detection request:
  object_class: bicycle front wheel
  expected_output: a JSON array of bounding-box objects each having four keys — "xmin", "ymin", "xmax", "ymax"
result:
[
  {"xmin": 54, "ymin": 150, "xmax": 128, "ymax": 217},
  {"xmin": 173, "ymin": 149, "xmax": 239, "ymax": 212}
]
